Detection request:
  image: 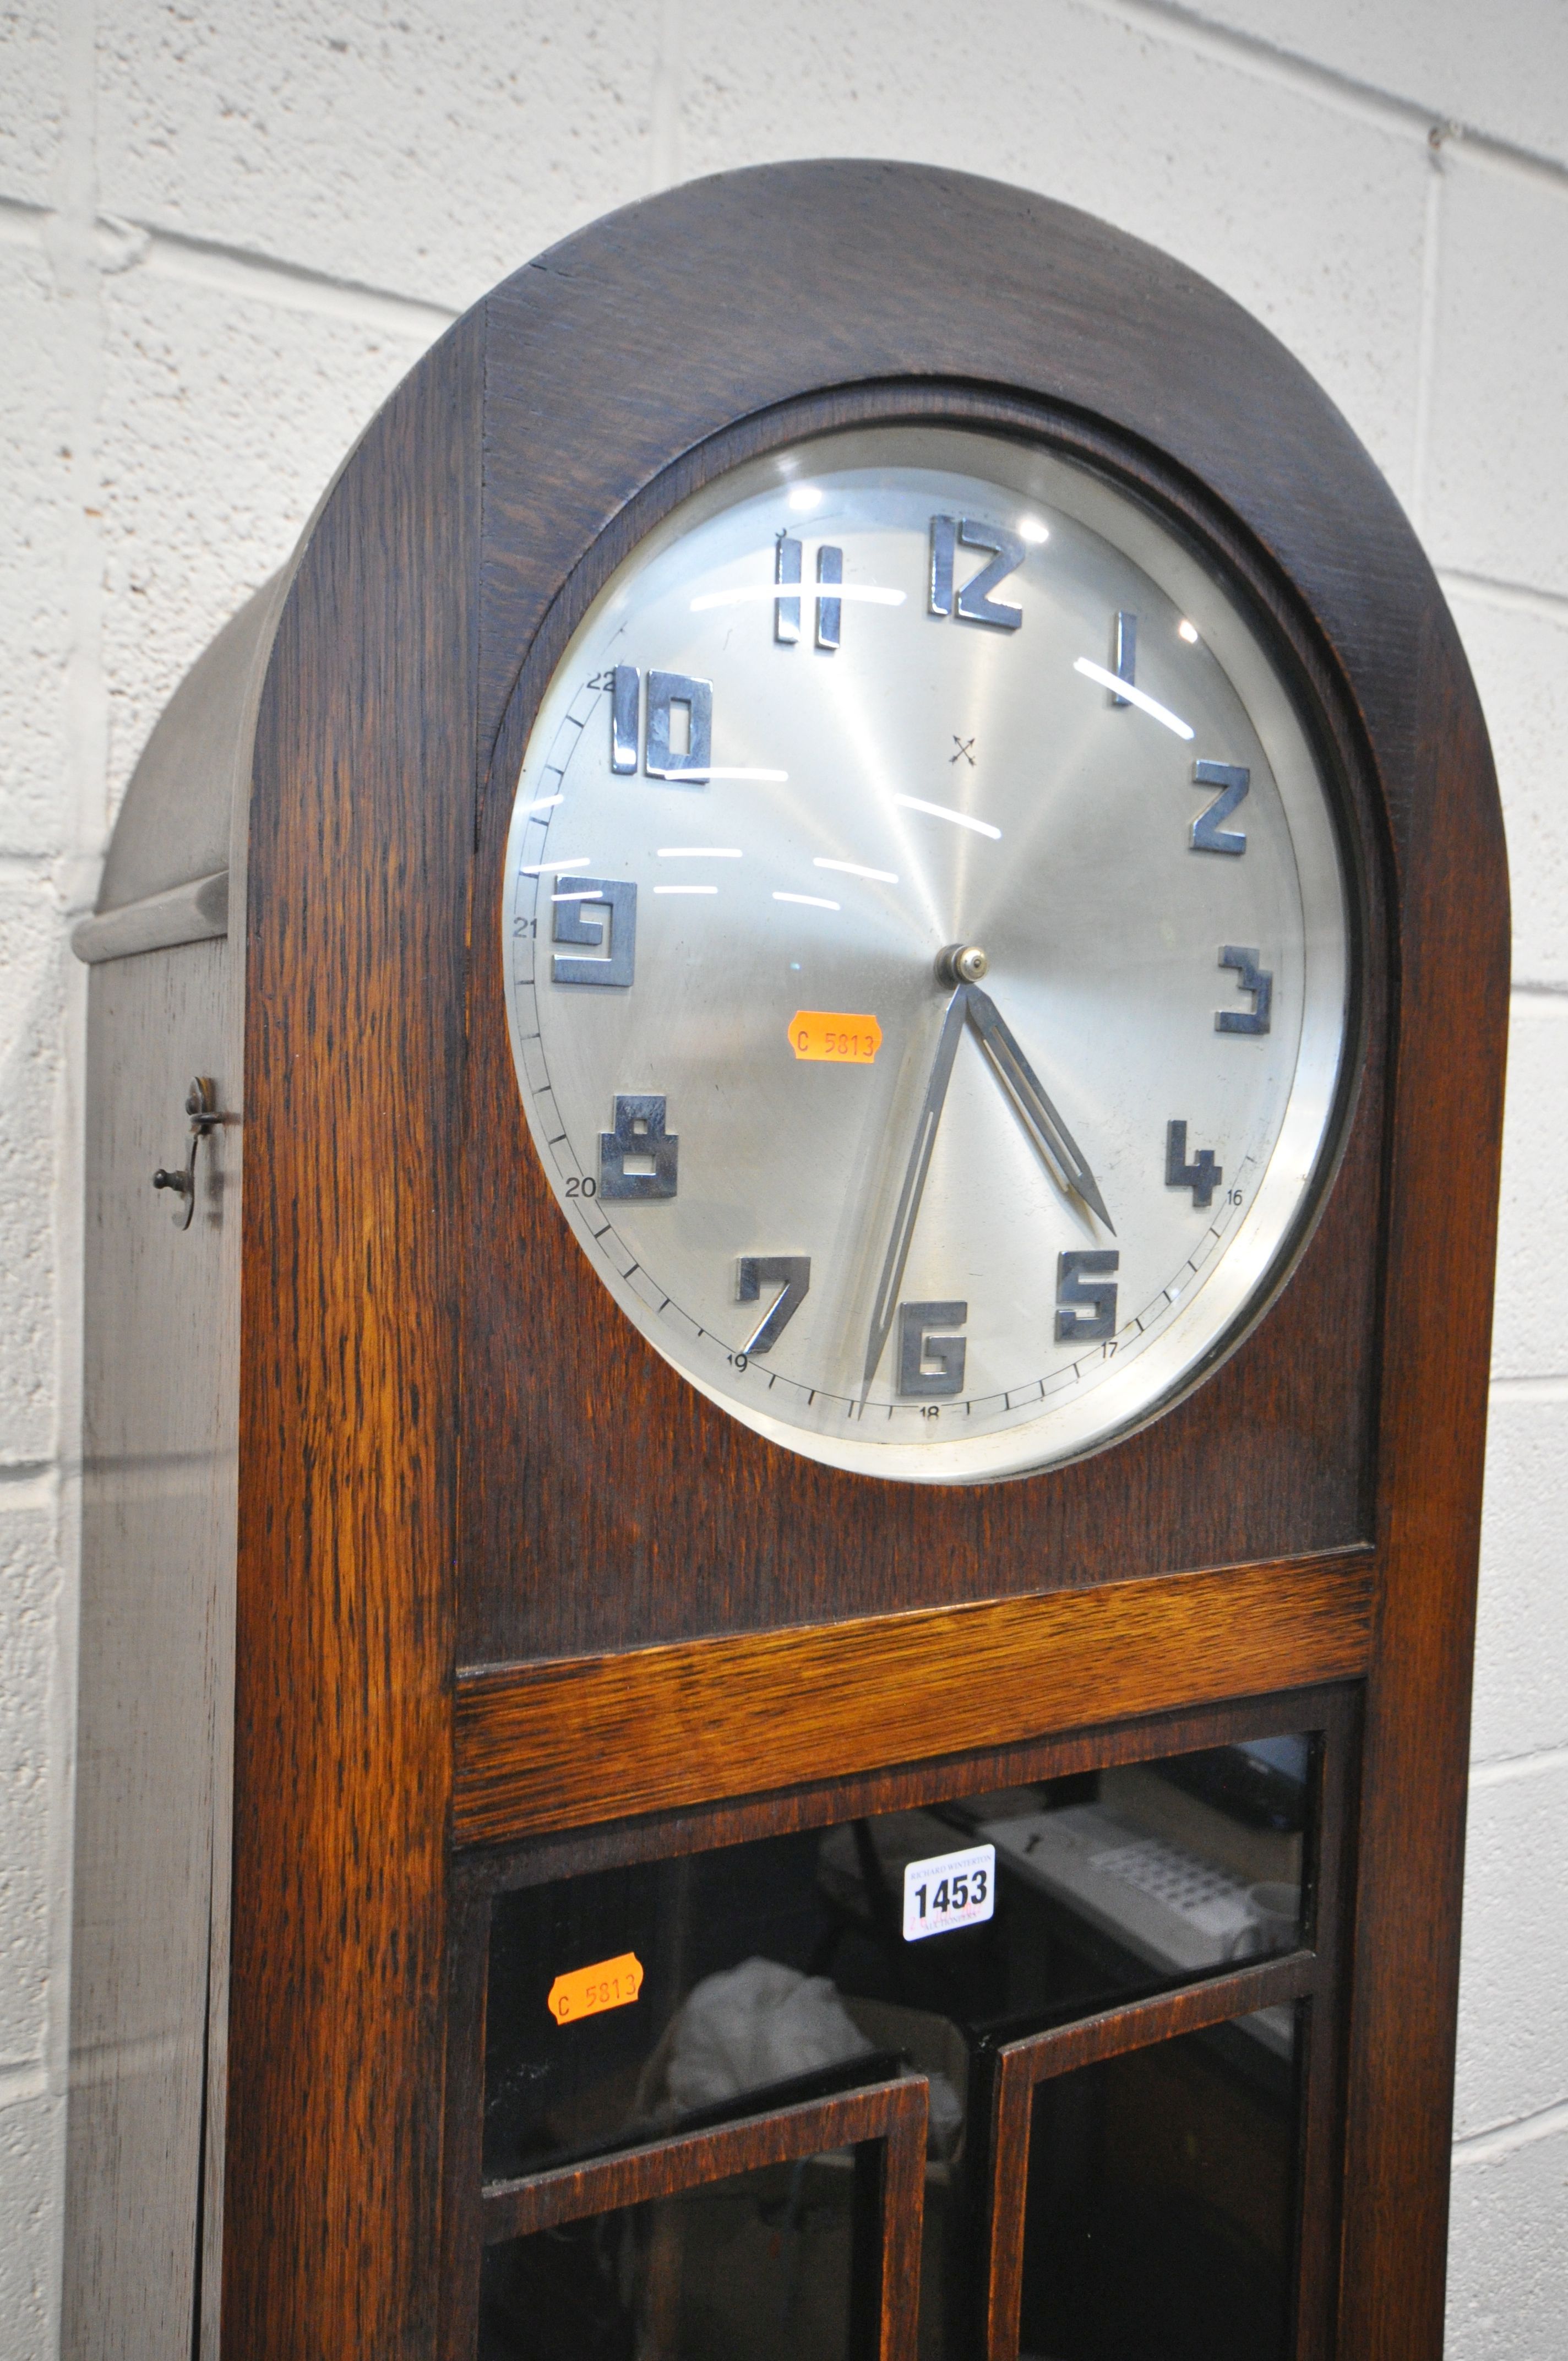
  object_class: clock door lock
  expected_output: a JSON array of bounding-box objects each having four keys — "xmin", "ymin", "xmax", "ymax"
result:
[{"xmin": 151, "ymin": 1076, "xmax": 221, "ymax": 1231}]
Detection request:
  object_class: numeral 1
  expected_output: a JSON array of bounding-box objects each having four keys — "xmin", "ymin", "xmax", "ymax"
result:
[{"xmin": 1110, "ymin": 609, "xmax": 1137, "ymax": 706}]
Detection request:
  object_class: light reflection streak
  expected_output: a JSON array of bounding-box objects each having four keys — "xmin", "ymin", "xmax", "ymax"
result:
[
  {"xmin": 523, "ymin": 794, "xmax": 564, "ymax": 815},
  {"xmin": 521, "ymin": 856, "xmax": 591, "ymax": 874},
  {"xmin": 814, "ymin": 858, "xmax": 900, "ymax": 883},
  {"xmin": 689, "ymin": 585, "xmax": 905, "ymax": 613},
  {"xmin": 1072, "ymin": 657, "xmax": 1194, "ymax": 739},
  {"xmin": 774, "ymin": 891, "xmax": 841, "ymax": 911},
  {"xmin": 892, "ymin": 795, "xmax": 1002, "ymax": 841}
]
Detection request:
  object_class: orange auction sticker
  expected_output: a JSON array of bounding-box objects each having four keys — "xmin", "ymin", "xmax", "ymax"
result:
[
  {"xmin": 788, "ymin": 1010, "xmax": 883, "ymax": 1064},
  {"xmin": 547, "ymin": 1952, "xmax": 644, "ymax": 2027}
]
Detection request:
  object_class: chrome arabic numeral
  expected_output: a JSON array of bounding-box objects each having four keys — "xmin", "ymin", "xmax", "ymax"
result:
[
  {"xmin": 598, "ymin": 1094, "xmax": 678, "ymax": 1199},
  {"xmin": 1110, "ymin": 609, "xmax": 1136, "ymax": 706},
  {"xmin": 774, "ymin": 534, "xmax": 802, "ymax": 644},
  {"xmin": 815, "ymin": 545, "xmax": 842, "ymax": 650},
  {"xmin": 611, "ymin": 664, "xmax": 639, "ymax": 773},
  {"xmin": 929, "ymin": 515, "xmax": 956, "ymax": 616},
  {"xmin": 1165, "ymin": 1119, "xmax": 1222, "ymax": 1208},
  {"xmin": 897, "ymin": 1300, "xmax": 967, "ymax": 1398},
  {"xmin": 1216, "ymin": 946, "xmax": 1273, "ymax": 1036},
  {"xmin": 551, "ymin": 878, "xmax": 636, "ymax": 987},
  {"xmin": 736, "ymin": 1255, "xmax": 812, "ymax": 1353},
  {"xmin": 1055, "ymin": 1250, "xmax": 1119, "ymax": 1342},
  {"xmin": 956, "ymin": 519, "xmax": 1026, "ymax": 629},
  {"xmin": 1190, "ymin": 759, "xmax": 1250, "ymax": 854},
  {"xmin": 645, "ymin": 670, "xmax": 714, "ymax": 780}
]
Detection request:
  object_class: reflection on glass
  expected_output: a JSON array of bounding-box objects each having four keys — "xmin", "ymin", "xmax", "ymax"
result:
[
  {"xmin": 1019, "ymin": 2009, "xmax": 1302, "ymax": 2361},
  {"xmin": 481, "ymin": 1733, "xmax": 1312, "ymax": 2357},
  {"xmin": 482, "ymin": 2157, "xmax": 857, "ymax": 2361}
]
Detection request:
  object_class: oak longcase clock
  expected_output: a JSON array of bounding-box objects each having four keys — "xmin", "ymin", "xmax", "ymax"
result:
[{"xmin": 65, "ymin": 162, "xmax": 1507, "ymax": 2361}]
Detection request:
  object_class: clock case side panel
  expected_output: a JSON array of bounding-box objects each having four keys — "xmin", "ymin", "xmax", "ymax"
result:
[
  {"xmin": 223, "ymin": 314, "xmax": 484, "ymax": 2358},
  {"xmin": 459, "ymin": 337, "xmax": 1390, "ymax": 1669}
]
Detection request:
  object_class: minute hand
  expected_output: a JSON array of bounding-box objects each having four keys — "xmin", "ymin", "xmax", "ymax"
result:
[
  {"xmin": 863, "ymin": 986, "xmax": 969, "ymax": 1385},
  {"xmin": 964, "ymin": 985, "xmax": 1115, "ymax": 1233}
]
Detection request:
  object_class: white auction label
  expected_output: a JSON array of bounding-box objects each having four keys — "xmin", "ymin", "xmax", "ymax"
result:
[{"xmin": 902, "ymin": 1843, "xmax": 997, "ymax": 1941}]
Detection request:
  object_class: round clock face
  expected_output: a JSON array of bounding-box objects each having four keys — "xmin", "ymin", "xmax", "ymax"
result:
[{"xmin": 502, "ymin": 425, "xmax": 1351, "ymax": 1482}]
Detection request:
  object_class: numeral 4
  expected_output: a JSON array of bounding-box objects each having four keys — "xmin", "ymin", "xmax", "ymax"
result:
[{"xmin": 1166, "ymin": 1120, "xmax": 1222, "ymax": 1207}]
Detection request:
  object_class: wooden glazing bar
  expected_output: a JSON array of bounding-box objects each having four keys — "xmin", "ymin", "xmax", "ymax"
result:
[
  {"xmin": 454, "ymin": 1548, "xmax": 1373, "ymax": 1845},
  {"xmin": 981, "ymin": 1950, "xmax": 1317, "ymax": 2361},
  {"xmin": 480, "ymin": 2070, "xmax": 928, "ymax": 2245},
  {"xmin": 851, "ymin": 2092, "xmax": 928, "ymax": 2361}
]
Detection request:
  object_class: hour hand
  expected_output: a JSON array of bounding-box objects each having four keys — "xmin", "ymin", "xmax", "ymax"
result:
[{"xmin": 964, "ymin": 984, "xmax": 1115, "ymax": 1233}]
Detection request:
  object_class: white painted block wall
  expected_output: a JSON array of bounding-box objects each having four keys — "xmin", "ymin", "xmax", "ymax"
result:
[{"xmin": 1, "ymin": 4, "xmax": 1563, "ymax": 2351}]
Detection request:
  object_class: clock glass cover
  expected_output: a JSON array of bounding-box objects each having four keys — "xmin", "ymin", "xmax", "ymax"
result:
[{"xmin": 501, "ymin": 426, "xmax": 1351, "ymax": 1481}]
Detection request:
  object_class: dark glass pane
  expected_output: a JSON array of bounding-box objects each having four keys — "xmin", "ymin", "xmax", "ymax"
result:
[
  {"xmin": 484, "ymin": 1734, "xmax": 1311, "ymax": 2181},
  {"xmin": 1018, "ymin": 2008, "xmax": 1302, "ymax": 2361},
  {"xmin": 482, "ymin": 1731, "xmax": 1314, "ymax": 2355},
  {"xmin": 480, "ymin": 2158, "xmax": 857, "ymax": 2361}
]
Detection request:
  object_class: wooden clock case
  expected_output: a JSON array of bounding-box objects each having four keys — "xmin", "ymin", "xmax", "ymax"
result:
[{"xmin": 65, "ymin": 161, "xmax": 1508, "ymax": 2360}]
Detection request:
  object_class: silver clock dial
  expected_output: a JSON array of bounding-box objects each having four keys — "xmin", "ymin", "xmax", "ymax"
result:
[{"xmin": 502, "ymin": 426, "xmax": 1350, "ymax": 1482}]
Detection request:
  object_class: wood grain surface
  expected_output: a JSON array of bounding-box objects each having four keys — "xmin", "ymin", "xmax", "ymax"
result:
[
  {"xmin": 481, "ymin": 2070, "xmax": 925, "ymax": 2239},
  {"xmin": 224, "ymin": 315, "xmax": 483, "ymax": 2357},
  {"xmin": 482, "ymin": 2074, "xmax": 927, "ymax": 2360},
  {"xmin": 460, "ymin": 365, "xmax": 1387, "ymax": 1666},
  {"xmin": 208, "ymin": 160, "xmax": 1507, "ymax": 2360},
  {"xmin": 454, "ymin": 1548, "xmax": 1373, "ymax": 1843},
  {"xmin": 981, "ymin": 1952, "xmax": 1319, "ymax": 2360}
]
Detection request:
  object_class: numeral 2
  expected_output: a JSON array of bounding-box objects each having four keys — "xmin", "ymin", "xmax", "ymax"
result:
[
  {"xmin": 736, "ymin": 1255, "xmax": 811, "ymax": 1353},
  {"xmin": 1190, "ymin": 760, "xmax": 1249, "ymax": 854},
  {"xmin": 1056, "ymin": 1250, "xmax": 1119, "ymax": 1342},
  {"xmin": 928, "ymin": 517, "xmax": 1026, "ymax": 630}
]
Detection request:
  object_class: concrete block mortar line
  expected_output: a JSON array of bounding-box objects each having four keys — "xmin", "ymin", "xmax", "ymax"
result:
[
  {"xmin": 650, "ymin": 0, "xmax": 684, "ymax": 195},
  {"xmin": 1102, "ymin": 0, "xmax": 1568, "ymax": 193},
  {"xmin": 1452, "ymin": 2094, "xmax": 1568, "ymax": 2170},
  {"xmin": 0, "ymin": 191, "xmax": 458, "ymax": 341},
  {"xmin": 1408, "ymin": 145, "xmax": 1445, "ymax": 537},
  {"xmin": 1441, "ymin": 566, "xmax": 1568, "ymax": 623},
  {"xmin": 0, "ymin": 2062, "xmax": 50, "ymax": 2116},
  {"xmin": 1469, "ymin": 1744, "xmax": 1568, "ymax": 1793},
  {"xmin": 1490, "ymin": 1375, "xmax": 1568, "ymax": 1402},
  {"xmin": 1509, "ymin": 987, "xmax": 1568, "ymax": 1016}
]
